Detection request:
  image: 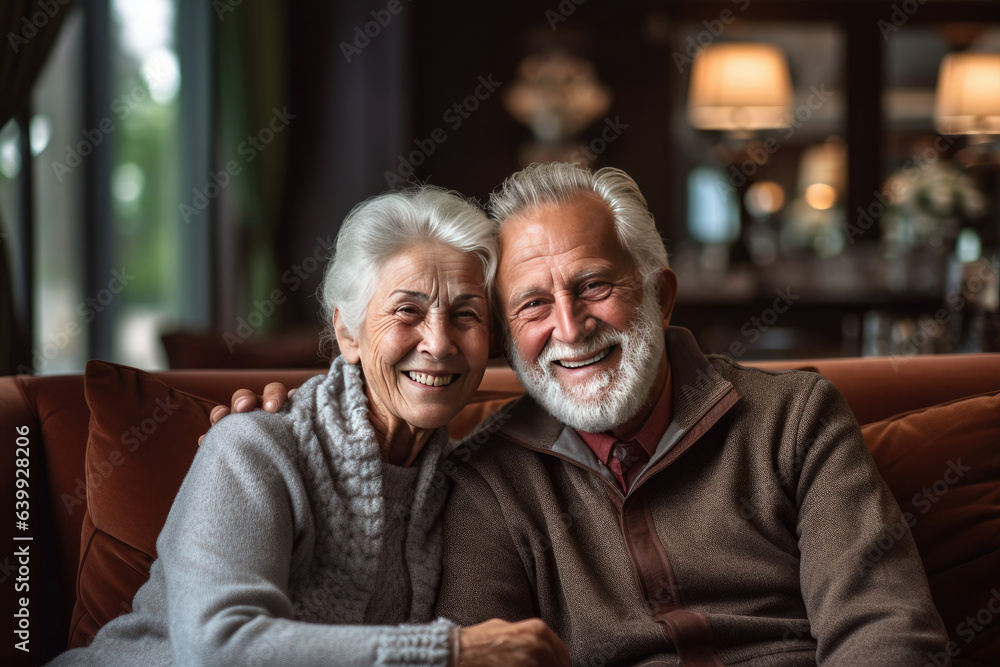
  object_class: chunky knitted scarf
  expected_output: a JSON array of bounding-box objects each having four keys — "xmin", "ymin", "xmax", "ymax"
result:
[{"xmin": 285, "ymin": 357, "xmax": 450, "ymax": 624}]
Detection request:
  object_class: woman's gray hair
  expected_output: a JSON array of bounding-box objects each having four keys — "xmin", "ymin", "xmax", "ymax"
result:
[
  {"xmin": 319, "ymin": 186, "xmax": 498, "ymax": 342},
  {"xmin": 488, "ymin": 162, "xmax": 669, "ymax": 291}
]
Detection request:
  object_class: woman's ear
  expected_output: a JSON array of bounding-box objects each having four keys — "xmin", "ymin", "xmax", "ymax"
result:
[
  {"xmin": 658, "ymin": 268, "xmax": 678, "ymax": 328},
  {"xmin": 333, "ymin": 309, "xmax": 361, "ymax": 364}
]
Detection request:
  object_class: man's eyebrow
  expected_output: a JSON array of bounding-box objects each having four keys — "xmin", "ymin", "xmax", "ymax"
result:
[{"xmin": 572, "ymin": 268, "xmax": 615, "ymax": 284}]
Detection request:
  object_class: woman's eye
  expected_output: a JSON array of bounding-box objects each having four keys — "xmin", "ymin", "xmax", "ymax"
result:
[{"xmin": 455, "ymin": 310, "xmax": 479, "ymax": 321}]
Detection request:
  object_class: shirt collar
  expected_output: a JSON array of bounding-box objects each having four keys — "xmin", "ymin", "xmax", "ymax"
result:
[{"xmin": 577, "ymin": 359, "xmax": 673, "ymax": 464}]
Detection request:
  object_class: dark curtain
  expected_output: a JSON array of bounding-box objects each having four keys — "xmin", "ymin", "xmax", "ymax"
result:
[
  {"xmin": 0, "ymin": 0, "xmax": 75, "ymax": 374},
  {"xmin": 277, "ymin": 0, "xmax": 413, "ymax": 326},
  {"xmin": 216, "ymin": 3, "xmax": 289, "ymax": 329}
]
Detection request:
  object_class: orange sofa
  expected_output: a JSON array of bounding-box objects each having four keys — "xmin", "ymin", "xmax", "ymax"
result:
[{"xmin": 1, "ymin": 354, "xmax": 999, "ymax": 666}]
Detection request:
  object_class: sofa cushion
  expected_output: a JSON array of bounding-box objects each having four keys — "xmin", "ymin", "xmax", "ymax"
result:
[
  {"xmin": 862, "ymin": 390, "xmax": 1000, "ymax": 663},
  {"xmin": 70, "ymin": 361, "xmax": 216, "ymax": 648}
]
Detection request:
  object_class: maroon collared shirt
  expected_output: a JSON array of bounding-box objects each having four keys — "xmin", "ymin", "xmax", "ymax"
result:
[{"xmin": 577, "ymin": 363, "xmax": 673, "ymax": 490}]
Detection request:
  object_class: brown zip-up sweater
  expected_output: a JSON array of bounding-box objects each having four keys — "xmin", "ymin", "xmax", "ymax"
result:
[{"xmin": 436, "ymin": 328, "xmax": 948, "ymax": 666}]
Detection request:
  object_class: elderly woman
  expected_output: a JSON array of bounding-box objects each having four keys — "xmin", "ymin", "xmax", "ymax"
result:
[{"xmin": 49, "ymin": 187, "xmax": 569, "ymax": 667}]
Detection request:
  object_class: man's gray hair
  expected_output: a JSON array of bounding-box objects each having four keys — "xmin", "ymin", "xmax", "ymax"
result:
[
  {"xmin": 488, "ymin": 162, "xmax": 669, "ymax": 290},
  {"xmin": 320, "ymin": 186, "xmax": 498, "ymax": 339}
]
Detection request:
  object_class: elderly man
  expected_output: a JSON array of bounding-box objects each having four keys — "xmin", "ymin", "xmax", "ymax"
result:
[{"xmin": 432, "ymin": 162, "xmax": 948, "ymax": 665}]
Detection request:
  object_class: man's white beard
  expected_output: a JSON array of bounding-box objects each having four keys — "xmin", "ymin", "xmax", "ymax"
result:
[{"xmin": 508, "ymin": 287, "xmax": 666, "ymax": 433}]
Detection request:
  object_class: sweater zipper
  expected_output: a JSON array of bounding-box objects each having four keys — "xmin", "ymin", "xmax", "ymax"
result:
[
  {"xmin": 626, "ymin": 386, "xmax": 738, "ymax": 497},
  {"xmin": 507, "ymin": 443, "xmax": 627, "ymax": 500}
]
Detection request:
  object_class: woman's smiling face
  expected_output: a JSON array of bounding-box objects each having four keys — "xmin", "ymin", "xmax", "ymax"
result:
[{"xmin": 338, "ymin": 241, "xmax": 491, "ymax": 435}]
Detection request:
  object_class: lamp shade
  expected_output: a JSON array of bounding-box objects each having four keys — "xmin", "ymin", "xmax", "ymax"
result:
[
  {"xmin": 688, "ymin": 43, "xmax": 793, "ymax": 131},
  {"xmin": 934, "ymin": 53, "xmax": 1000, "ymax": 135}
]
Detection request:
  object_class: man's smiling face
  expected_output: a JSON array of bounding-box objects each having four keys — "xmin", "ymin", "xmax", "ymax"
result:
[{"xmin": 498, "ymin": 191, "xmax": 668, "ymax": 433}]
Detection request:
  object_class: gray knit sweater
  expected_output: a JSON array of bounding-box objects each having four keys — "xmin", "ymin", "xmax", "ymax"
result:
[{"xmin": 50, "ymin": 357, "xmax": 455, "ymax": 666}]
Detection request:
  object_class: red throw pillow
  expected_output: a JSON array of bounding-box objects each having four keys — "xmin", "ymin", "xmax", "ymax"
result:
[
  {"xmin": 69, "ymin": 361, "xmax": 216, "ymax": 648},
  {"xmin": 862, "ymin": 390, "xmax": 1000, "ymax": 663}
]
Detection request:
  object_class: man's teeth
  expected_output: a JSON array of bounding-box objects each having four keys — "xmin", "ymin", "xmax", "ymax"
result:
[
  {"xmin": 406, "ymin": 372, "xmax": 456, "ymax": 387},
  {"xmin": 556, "ymin": 347, "xmax": 611, "ymax": 369}
]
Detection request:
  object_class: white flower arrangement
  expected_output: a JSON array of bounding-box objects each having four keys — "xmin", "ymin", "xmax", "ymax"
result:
[{"xmin": 881, "ymin": 159, "xmax": 988, "ymax": 253}]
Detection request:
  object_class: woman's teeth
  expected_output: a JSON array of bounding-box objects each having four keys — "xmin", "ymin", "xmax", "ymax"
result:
[
  {"xmin": 556, "ymin": 347, "xmax": 611, "ymax": 369},
  {"xmin": 406, "ymin": 372, "xmax": 456, "ymax": 387}
]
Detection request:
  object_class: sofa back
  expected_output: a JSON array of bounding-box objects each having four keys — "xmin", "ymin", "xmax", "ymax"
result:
[{"xmin": 1, "ymin": 354, "xmax": 998, "ymax": 665}]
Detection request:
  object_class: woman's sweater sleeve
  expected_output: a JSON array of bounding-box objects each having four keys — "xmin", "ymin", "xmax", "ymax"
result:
[{"xmin": 155, "ymin": 411, "xmax": 454, "ymax": 667}]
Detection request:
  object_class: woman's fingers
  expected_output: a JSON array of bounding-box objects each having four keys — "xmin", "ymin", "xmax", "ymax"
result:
[
  {"xmin": 457, "ymin": 618, "xmax": 571, "ymax": 667},
  {"xmin": 519, "ymin": 618, "xmax": 571, "ymax": 667}
]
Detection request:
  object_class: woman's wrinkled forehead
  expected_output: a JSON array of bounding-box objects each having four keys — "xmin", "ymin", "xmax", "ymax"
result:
[{"xmin": 370, "ymin": 242, "xmax": 488, "ymax": 308}]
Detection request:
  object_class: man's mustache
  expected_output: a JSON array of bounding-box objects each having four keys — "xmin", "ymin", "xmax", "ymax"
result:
[{"xmin": 536, "ymin": 328, "xmax": 621, "ymax": 373}]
